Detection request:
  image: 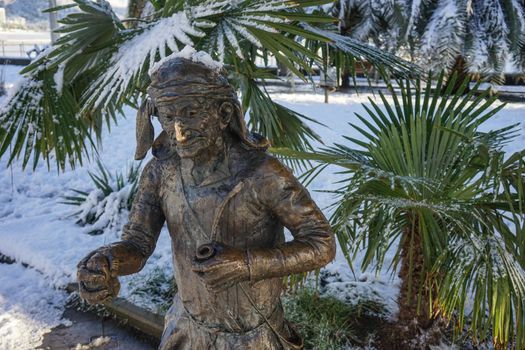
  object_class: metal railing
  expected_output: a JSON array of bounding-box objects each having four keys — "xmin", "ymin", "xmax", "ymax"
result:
[{"xmin": 0, "ymin": 40, "xmax": 49, "ymax": 59}]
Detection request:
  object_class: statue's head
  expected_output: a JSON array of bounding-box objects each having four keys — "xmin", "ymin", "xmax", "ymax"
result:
[{"xmin": 134, "ymin": 52, "xmax": 268, "ymax": 160}]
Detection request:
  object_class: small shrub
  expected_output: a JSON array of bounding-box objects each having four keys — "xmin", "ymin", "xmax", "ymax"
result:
[
  {"xmin": 283, "ymin": 288, "xmax": 386, "ymax": 349},
  {"xmin": 126, "ymin": 268, "xmax": 177, "ymax": 315},
  {"xmin": 62, "ymin": 160, "xmax": 141, "ymax": 235}
]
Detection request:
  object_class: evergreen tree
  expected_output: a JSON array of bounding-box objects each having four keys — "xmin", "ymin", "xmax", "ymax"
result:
[
  {"xmin": 331, "ymin": 0, "xmax": 525, "ymax": 73},
  {"xmin": 334, "ymin": 0, "xmax": 404, "ymax": 53}
]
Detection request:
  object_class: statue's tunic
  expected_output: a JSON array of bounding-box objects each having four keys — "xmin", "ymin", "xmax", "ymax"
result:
[{"xmin": 121, "ymin": 144, "xmax": 334, "ymax": 349}]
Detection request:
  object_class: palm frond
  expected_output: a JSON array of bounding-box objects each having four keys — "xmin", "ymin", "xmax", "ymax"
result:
[
  {"xmin": 436, "ymin": 234, "xmax": 525, "ymax": 348},
  {"xmin": 1, "ymin": 0, "xmax": 418, "ymax": 172},
  {"xmin": 304, "ymin": 24, "xmax": 420, "ymax": 78},
  {"xmin": 0, "ymin": 70, "xmax": 91, "ymax": 170}
]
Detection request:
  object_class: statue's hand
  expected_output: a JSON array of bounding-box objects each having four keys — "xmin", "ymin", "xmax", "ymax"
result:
[
  {"xmin": 191, "ymin": 243, "xmax": 250, "ymax": 291},
  {"xmin": 77, "ymin": 248, "xmax": 120, "ymax": 304}
]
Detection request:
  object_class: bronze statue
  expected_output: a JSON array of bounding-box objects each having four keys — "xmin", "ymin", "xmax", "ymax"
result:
[{"xmin": 77, "ymin": 54, "xmax": 336, "ymax": 350}]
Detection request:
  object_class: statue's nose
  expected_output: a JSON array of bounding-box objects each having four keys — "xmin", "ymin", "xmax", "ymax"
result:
[{"xmin": 174, "ymin": 122, "xmax": 186, "ymax": 142}]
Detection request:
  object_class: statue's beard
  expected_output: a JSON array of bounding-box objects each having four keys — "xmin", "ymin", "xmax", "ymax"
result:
[{"xmin": 172, "ymin": 132, "xmax": 220, "ymax": 159}]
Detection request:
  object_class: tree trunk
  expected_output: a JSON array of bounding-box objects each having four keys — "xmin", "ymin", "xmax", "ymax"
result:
[
  {"xmin": 340, "ymin": 70, "xmax": 351, "ymax": 89},
  {"xmin": 443, "ymin": 55, "xmax": 471, "ymax": 95},
  {"xmin": 127, "ymin": 0, "xmax": 149, "ymax": 28},
  {"xmin": 277, "ymin": 60, "xmax": 289, "ymax": 77},
  {"xmin": 388, "ymin": 216, "xmax": 442, "ymax": 349}
]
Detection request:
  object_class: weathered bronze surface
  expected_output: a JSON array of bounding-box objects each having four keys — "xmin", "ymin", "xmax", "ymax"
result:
[{"xmin": 77, "ymin": 57, "xmax": 336, "ymax": 350}]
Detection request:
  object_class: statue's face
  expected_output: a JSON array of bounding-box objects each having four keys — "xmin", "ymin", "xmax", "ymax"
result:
[{"xmin": 157, "ymin": 98, "xmax": 224, "ymax": 158}]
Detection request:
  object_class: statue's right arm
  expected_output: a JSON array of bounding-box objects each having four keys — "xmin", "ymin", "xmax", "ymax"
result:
[
  {"xmin": 77, "ymin": 159, "xmax": 165, "ymax": 303},
  {"xmin": 108, "ymin": 159, "xmax": 166, "ymax": 275}
]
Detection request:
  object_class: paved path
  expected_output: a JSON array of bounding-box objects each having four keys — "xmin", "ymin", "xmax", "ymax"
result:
[{"xmin": 39, "ymin": 306, "xmax": 159, "ymax": 350}]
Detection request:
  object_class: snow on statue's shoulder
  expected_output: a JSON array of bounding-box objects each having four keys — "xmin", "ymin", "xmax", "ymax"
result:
[{"xmin": 148, "ymin": 46, "xmax": 223, "ymax": 76}]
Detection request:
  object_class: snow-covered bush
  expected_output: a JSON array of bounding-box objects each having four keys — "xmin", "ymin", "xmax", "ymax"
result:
[{"xmin": 63, "ymin": 160, "xmax": 141, "ymax": 235}]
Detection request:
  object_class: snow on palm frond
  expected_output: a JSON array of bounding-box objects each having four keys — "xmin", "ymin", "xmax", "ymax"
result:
[
  {"xmin": 0, "ymin": 79, "xmax": 45, "ymax": 155},
  {"xmin": 84, "ymin": 11, "xmax": 206, "ymax": 111},
  {"xmin": 328, "ymin": 0, "xmax": 404, "ymax": 52},
  {"xmin": 62, "ymin": 160, "xmax": 141, "ymax": 236},
  {"xmin": 404, "ymin": 0, "xmax": 422, "ymax": 40},
  {"xmin": 415, "ymin": 0, "xmax": 525, "ymax": 72},
  {"xmin": 506, "ymin": 0, "xmax": 525, "ymax": 54},
  {"xmin": 304, "ymin": 24, "xmax": 416, "ymax": 77},
  {"xmin": 330, "ymin": 0, "xmax": 525, "ymax": 72},
  {"xmin": 190, "ymin": 0, "xmax": 292, "ymax": 18},
  {"xmin": 23, "ymin": 0, "xmax": 124, "ymax": 77},
  {"xmin": 343, "ymin": 0, "xmax": 389, "ymax": 41},
  {"xmin": 438, "ymin": 234, "xmax": 525, "ymax": 347},
  {"xmin": 419, "ymin": 0, "xmax": 464, "ymax": 70},
  {"xmin": 80, "ymin": 0, "xmax": 322, "ymax": 111},
  {"xmin": 0, "ymin": 71, "xmax": 88, "ymax": 170},
  {"xmin": 468, "ymin": 0, "xmax": 509, "ymax": 72},
  {"xmin": 350, "ymin": 3, "xmax": 375, "ymax": 41}
]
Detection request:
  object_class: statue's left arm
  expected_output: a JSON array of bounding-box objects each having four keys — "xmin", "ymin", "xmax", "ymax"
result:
[
  {"xmin": 246, "ymin": 158, "xmax": 336, "ymax": 282},
  {"xmin": 192, "ymin": 157, "xmax": 335, "ymax": 290}
]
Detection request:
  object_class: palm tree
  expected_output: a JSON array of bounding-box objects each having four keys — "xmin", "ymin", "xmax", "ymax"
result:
[
  {"xmin": 274, "ymin": 73, "xmax": 525, "ymax": 349},
  {"xmin": 0, "ymin": 0, "xmax": 417, "ymax": 171},
  {"xmin": 127, "ymin": 0, "xmax": 148, "ymax": 20}
]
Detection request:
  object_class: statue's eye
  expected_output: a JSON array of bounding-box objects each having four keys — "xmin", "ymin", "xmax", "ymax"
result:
[{"xmin": 161, "ymin": 114, "xmax": 174, "ymax": 122}]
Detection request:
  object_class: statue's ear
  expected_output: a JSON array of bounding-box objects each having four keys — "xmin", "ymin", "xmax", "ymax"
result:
[
  {"xmin": 134, "ymin": 99, "xmax": 155, "ymax": 160},
  {"xmin": 218, "ymin": 101, "xmax": 233, "ymax": 129}
]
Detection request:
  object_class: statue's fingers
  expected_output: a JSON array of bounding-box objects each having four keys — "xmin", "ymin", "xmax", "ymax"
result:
[
  {"xmin": 79, "ymin": 280, "xmax": 108, "ymax": 294},
  {"xmin": 77, "ymin": 268, "xmax": 107, "ymax": 285},
  {"xmin": 191, "ymin": 259, "xmax": 218, "ymax": 273},
  {"xmin": 85, "ymin": 252, "xmax": 108, "ymax": 269},
  {"xmin": 79, "ymin": 288, "xmax": 113, "ymax": 304},
  {"xmin": 108, "ymin": 277, "xmax": 121, "ymax": 295},
  {"xmin": 86, "ymin": 253, "xmax": 111, "ymax": 277}
]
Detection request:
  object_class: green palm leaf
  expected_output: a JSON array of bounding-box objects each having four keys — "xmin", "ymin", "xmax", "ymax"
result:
[{"xmin": 1, "ymin": 0, "xmax": 417, "ymax": 171}]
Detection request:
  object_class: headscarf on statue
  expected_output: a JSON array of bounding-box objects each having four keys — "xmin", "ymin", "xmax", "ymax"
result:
[{"xmin": 134, "ymin": 54, "xmax": 269, "ymax": 161}]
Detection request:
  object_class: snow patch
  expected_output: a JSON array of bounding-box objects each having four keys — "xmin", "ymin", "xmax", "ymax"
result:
[
  {"xmin": 73, "ymin": 336, "xmax": 111, "ymax": 350},
  {"xmin": 53, "ymin": 64, "xmax": 65, "ymax": 94},
  {"xmin": 0, "ymin": 263, "xmax": 69, "ymax": 350}
]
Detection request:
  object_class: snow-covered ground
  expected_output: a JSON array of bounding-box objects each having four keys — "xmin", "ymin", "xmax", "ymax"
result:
[
  {"xmin": 0, "ymin": 263, "xmax": 70, "ymax": 349},
  {"xmin": 1, "ymin": 64, "xmax": 524, "ymax": 349}
]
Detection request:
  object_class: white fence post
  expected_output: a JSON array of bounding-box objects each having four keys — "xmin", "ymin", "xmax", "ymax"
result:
[{"xmin": 48, "ymin": 0, "xmax": 59, "ymax": 44}]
